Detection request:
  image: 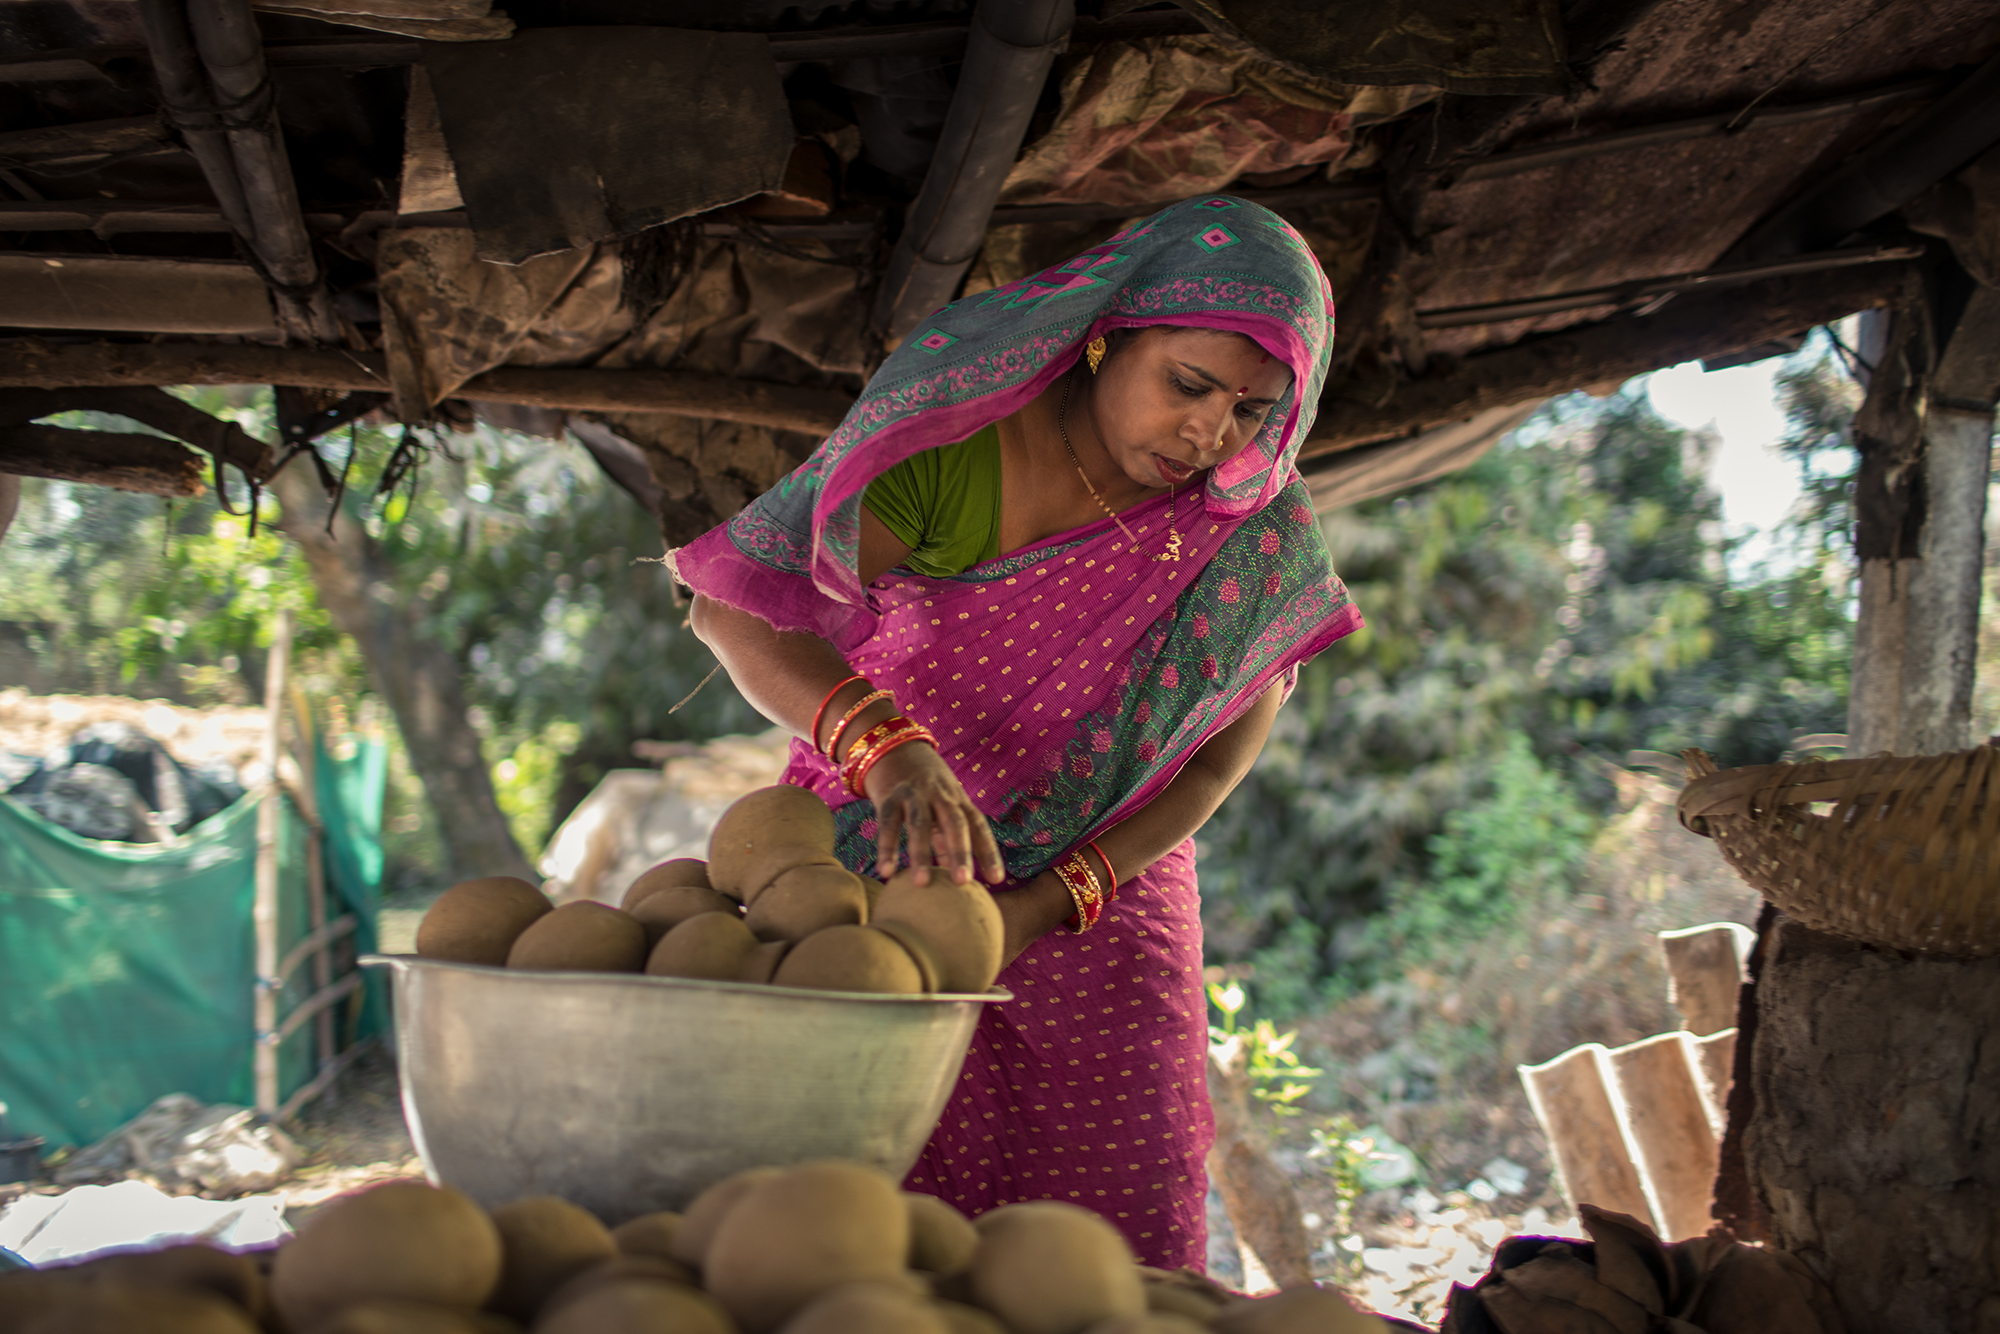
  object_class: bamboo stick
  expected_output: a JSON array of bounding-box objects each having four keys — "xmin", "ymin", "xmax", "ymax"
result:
[
  {"xmin": 290, "ymin": 686, "xmax": 336, "ymax": 1078},
  {"xmin": 253, "ymin": 607, "xmax": 292, "ymax": 1116}
]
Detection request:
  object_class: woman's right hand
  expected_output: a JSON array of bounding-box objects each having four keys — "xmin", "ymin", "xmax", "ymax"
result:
[{"xmin": 862, "ymin": 742, "xmax": 1006, "ymax": 887}]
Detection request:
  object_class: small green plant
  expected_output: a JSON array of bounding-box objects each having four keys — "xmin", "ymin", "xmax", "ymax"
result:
[
  {"xmin": 1208, "ymin": 981, "xmax": 1321, "ymax": 1117},
  {"xmin": 1306, "ymin": 1114, "xmax": 1372, "ymax": 1278}
]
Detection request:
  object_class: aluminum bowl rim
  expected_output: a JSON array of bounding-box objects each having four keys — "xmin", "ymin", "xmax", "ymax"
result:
[{"xmin": 361, "ymin": 953, "xmax": 1013, "ymax": 1005}]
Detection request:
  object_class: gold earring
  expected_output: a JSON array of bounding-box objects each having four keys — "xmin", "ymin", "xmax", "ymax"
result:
[{"xmin": 1085, "ymin": 336, "xmax": 1107, "ymax": 374}]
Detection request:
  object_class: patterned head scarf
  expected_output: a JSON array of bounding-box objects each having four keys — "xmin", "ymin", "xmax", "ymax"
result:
[{"xmin": 670, "ymin": 194, "xmax": 1336, "ymax": 645}]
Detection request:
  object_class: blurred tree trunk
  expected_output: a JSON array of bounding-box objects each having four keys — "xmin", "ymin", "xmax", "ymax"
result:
[
  {"xmin": 1207, "ymin": 1033, "xmax": 1314, "ymax": 1290},
  {"xmin": 269, "ymin": 459, "xmax": 533, "ymax": 883}
]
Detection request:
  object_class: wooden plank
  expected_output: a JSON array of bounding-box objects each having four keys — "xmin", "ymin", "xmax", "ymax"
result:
[
  {"xmin": 0, "ymin": 424, "xmax": 206, "ymax": 496},
  {"xmin": 1658, "ymin": 922, "xmax": 1753, "ymax": 1036},
  {"xmin": 250, "ymin": 6, "xmax": 513, "ymax": 39},
  {"xmin": 1414, "ymin": 244, "xmax": 1916, "ymax": 330},
  {"xmin": 1453, "ymin": 75, "xmax": 1949, "ymax": 185},
  {"xmin": 1604, "ymin": 1032, "xmax": 1720, "ymax": 1242},
  {"xmin": 253, "ymin": 0, "xmax": 490, "ymax": 19},
  {"xmin": 1303, "ymin": 263, "xmax": 1909, "ymax": 457},
  {"xmin": 0, "ymin": 116, "xmax": 177, "ymax": 167},
  {"xmin": 0, "ymin": 341, "xmax": 855, "ymax": 435},
  {"xmin": 0, "ymin": 254, "xmax": 275, "ymax": 335},
  {"xmin": 0, "ymin": 200, "xmax": 348, "ymax": 234},
  {"xmin": 1520, "ymin": 1043, "xmax": 1658, "ymax": 1229}
]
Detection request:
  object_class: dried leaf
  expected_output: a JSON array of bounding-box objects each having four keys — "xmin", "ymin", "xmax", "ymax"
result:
[
  {"xmin": 1579, "ymin": 1205, "xmax": 1670, "ymax": 1314},
  {"xmin": 1480, "ymin": 1280, "xmax": 1626, "ymax": 1334},
  {"xmin": 1501, "ymin": 1254, "xmax": 1649, "ymax": 1334}
]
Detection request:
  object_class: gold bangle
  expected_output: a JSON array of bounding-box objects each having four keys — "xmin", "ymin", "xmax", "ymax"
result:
[{"xmin": 825, "ymin": 689, "xmax": 893, "ymax": 759}]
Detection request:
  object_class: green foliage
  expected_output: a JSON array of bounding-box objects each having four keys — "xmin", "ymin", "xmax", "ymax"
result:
[
  {"xmin": 1201, "ymin": 360, "xmax": 1859, "ymax": 1011},
  {"xmin": 1363, "ymin": 734, "xmax": 1593, "ymax": 966},
  {"xmin": 2, "ymin": 389, "xmax": 762, "ymax": 891},
  {"xmin": 114, "ymin": 507, "xmax": 347, "ymax": 686},
  {"xmin": 1209, "ymin": 980, "xmax": 1322, "ymax": 1118},
  {"xmin": 1306, "ymin": 1114, "xmax": 1374, "ymax": 1267}
]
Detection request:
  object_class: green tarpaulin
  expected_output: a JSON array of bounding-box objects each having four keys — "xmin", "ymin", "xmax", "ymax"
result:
[{"xmin": 0, "ymin": 738, "xmax": 385, "ymax": 1147}]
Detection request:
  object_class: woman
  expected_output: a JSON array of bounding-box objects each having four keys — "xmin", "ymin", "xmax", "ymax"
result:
[{"xmin": 671, "ymin": 196, "xmax": 1361, "ymax": 1268}]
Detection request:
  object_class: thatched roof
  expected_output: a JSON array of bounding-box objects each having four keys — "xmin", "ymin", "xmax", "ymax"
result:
[{"xmin": 2, "ymin": 0, "xmax": 1996, "ymax": 538}]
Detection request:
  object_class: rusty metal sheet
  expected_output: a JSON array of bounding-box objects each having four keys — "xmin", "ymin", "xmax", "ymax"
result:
[{"xmin": 1404, "ymin": 0, "xmax": 2000, "ymax": 358}]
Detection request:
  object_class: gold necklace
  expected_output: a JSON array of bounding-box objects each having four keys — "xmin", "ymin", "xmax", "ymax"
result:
[{"xmin": 1059, "ymin": 373, "xmax": 1182, "ymax": 561}]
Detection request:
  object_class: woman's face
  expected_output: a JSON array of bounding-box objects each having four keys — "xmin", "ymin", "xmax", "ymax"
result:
[{"xmin": 1085, "ymin": 326, "xmax": 1295, "ymax": 492}]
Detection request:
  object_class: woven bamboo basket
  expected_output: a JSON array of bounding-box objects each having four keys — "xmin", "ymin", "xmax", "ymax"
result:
[{"xmin": 1677, "ymin": 742, "xmax": 2000, "ymax": 958}]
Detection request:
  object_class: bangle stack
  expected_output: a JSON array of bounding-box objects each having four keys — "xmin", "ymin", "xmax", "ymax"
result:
[
  {"xmin": 1055, "ymin": 840, "xmax": 1118, "ymax": 933},
  {"xmin": 812, "ymin": 677, "xmax": 939, "ymax": 796},
  {"xmin": 841, "ymin": 715, "xmax": 938, "ymax": 796},
  {"xmin": 811, "ymin": 674, "xmax": 866, "ymax": 754},
  {"xmin": 826, "ymin": 689, "xmax": 893, "ymax": 759}
]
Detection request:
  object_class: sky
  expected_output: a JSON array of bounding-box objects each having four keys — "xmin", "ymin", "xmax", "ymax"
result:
[{"xmin": 1640, "ymin": 355, "xmax": 1805, "ymax": 575}]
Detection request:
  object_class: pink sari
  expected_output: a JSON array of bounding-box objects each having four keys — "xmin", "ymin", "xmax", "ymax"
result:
[
  {"xmin": 907, "ymin": 842, "xmax": 1209, "ymax": 1262},
  {"xmin": 671, "ymin": 197, "xmax": 1360, "ymax": 1265}
]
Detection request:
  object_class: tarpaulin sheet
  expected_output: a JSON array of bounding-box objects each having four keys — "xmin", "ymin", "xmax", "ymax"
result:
[
  {"xmin": 0, "ymin": 739, "xmax": 385, "ymax": 1148},
  {"xmin": 423, "ymin": 27, "xmax": 794, "ymax": 264},
  {"xmin": 1001, "ymin": 35, "xmax": 1375, "ymax": 211}
]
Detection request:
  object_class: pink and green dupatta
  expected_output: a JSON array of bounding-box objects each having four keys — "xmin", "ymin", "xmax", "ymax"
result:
[{"xmin": 668, "ymin": 196, "xmax": 1362, "ymax": 877}]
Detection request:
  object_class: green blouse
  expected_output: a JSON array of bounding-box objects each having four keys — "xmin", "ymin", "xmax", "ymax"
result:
[{"xmin": 860, "ymin": 424, "xmax": 1002, "ymax": 577}]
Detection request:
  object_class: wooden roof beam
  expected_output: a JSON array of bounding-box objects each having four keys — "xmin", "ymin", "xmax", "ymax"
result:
[
  {"xmin": 138, "ymin": 0, "xmax": 340, "ymax": 341},
  {"xmin": 0, "ymin": 385, "xmax": 275, "ymax": 479},
  {"xmin": 0, "ymin": 116, "xmax": 180, "ymax": 170},
  {"xmin": 0, "ymin": 342, "xmax": 855, "ymax": 436},
  {"xmin": 873, "ymin": 0, "xmax": 1075, "ymax": 340},
  {"xmin": 0, "ymin": 423, "xmax": 208, "ymax": 495},
  {"xmin": 0, "ymin": 10, "xmax": 1204, "ymax": 83},
  {"xmin": 1302, "ymin": 260, "xmax": 1912, "ymax": 457}
]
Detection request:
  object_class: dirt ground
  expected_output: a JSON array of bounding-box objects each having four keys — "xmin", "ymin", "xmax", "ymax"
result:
[{"xmin": 278, "ymin": 1046, "xmax": 425, "ymax": 1224}]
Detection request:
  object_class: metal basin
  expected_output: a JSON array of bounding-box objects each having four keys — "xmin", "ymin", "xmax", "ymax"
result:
[{"xmin": 364, "ymin": 955, "xmax": 1008, "ymax": 1224}]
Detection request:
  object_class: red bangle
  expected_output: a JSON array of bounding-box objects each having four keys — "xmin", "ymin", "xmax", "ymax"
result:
[
  {"xmin": 841, "ymin": 716, "xmax": 936, "ymax": 796},
  {"xmin": 1054, "ymin": 850, "xmax": 1107, "ymax": 933},
  {"xmin": 1087, "ymin": 840, "xmax": 1118, "ymax": 895},
  {"xmin": 827, "ymin": 690, "xmax": 894, "ymax": 760},
  {"xmin": 811, "ymin": 675, "xmax": 866, "ymax": 755}
]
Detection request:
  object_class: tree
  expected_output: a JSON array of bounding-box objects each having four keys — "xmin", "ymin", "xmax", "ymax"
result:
[
  {"xmin": 1200, "ymin": 371, "xmax": 1858, "ymax": 1013},
  {"xmin": 269, "ymin": 456, "xmax": 534, "ymax": 882},
  {"xmin": 1, "ymin": 390, "xmax": 763, "ymax": 887}
]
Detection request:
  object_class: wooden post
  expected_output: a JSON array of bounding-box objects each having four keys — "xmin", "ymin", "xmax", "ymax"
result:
[
  {"xmin": 1519, "ymin": 1044, "xmax": 1656, "ymax": 1229},
  {"xmin": 1848, "ymin": 284, "xmax": 2000, "ymax": 756},
  {"xmin": 253, "ymin": 607, "xmax": 292, "ymax": 1116},
  {"xmin": 1739, "ymin": 915, "xmax": 2000, "ymax": 1329}
]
